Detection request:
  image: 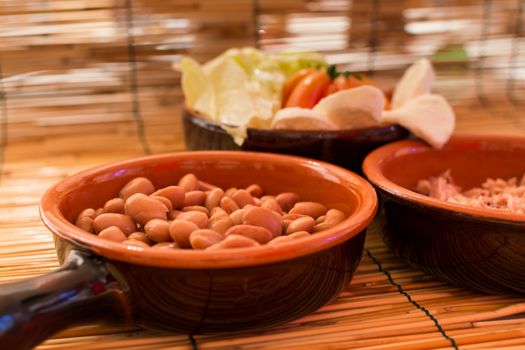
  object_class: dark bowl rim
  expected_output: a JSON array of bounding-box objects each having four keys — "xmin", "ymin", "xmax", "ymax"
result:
[
  {"xmin": 182, "ymin": 105, "xmax": 406, "ymax": 138},
  {"xmin": 362, "ymin": 134, "xmax": 525, "ymax": 226},
  {"xmin": 40, "ymin": 151, "xmax": 378, "ymax": 269}
]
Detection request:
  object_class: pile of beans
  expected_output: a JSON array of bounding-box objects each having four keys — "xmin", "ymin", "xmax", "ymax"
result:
[{"xmin": 75, "ymin": 174, "xmax": 347, "ymax": 250}]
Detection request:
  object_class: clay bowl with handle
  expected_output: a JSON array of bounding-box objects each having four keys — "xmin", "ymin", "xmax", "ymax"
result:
[
  {"xmin": 0, "ymin": 151, "xmax": 377, "ymax": 350},
  {"xmin": 363, "ymin": 135, "xmax": 525, "ymax": 295},
  {"xmin": 182, "ymin": 106, "xmax": 408, "ymax": 173}
]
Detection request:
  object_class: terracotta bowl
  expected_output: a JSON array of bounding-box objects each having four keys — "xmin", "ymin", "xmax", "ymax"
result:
[
  {"xmin": 363, "ymin": 135, "xmax": 525, "ymax": 295},
  {"xmin": 0, "ymin": 151, "xmax": 377, "ymax": 350},
  {"xmin": 182, "ymin": 106, "xmax": 409, "ymax": 173}
]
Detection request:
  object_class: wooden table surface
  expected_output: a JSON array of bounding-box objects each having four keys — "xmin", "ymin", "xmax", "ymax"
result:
[{"xmin": 1, "ymin": 98, "xmax": 525, "ymax": 350}]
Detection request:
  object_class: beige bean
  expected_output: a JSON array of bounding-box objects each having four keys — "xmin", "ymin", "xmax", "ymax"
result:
[
  {"xmin": 283, "ymin": 219, "xmax": 291, "ymax": 232},
  {"xmin": 128, "ymin": 232, "xmax": 153, "ymax": 245},
  {"xmin": 122, "ymin": 239, "xmax": 150, "ymax": 248},
  {"xmin": 312, "ymin": 222, "xmax": 334, "ymax": 233},
  {"xmin": 119, "ymin": 177, "xmax": 156, "ymax": 200},
  {"xmin": 224, "ymin": 187, "xmax": 237, "ymax": 197},
  {"xmin": 209, "ymin": 216, "xmax": 233, "ymax": 235},
  {"xmin": 93, "ymin": 213, "xmax": 136, "ymax": 235},
  {"xmin": 286, "ymin": 216, "xmax": 315, "ymax": 235},
  {"xmin": 168, "ymin": 210, "xmax": 182, "ymax": 220},
  {"xmin": 152, "ymin": 242, "xmax": 178, "ymax": 249},
  {"xmin": 125, "ymin": 193, "xmax": 168, "ymax": 225},
  {"xmin": 268, "ymin": 231, "xmax": 310, "ymax": 245},
  {"xmin": 316, "ymin": 215, "xmax": 326, "ymax": 224},
  {"xmin": 198, "ymin": 180, "xmax": 218, "ymax": 191},
  {"xmin": 76, "ymin": 216, "xmax": 94, "ymax": 233},
  {"xmin": 275, "ymin": 192, "xmax": 301, "ymax": 212},
  {"xmin": 229, "ymin": 209, "xmax": 245, "ymax": 225},
  {"xmin": 178, "ymin": 173, "xmax": 199, "ymax": 192},
  {"xmin": 84, "ymin": 172, "xmax": 339, "ymax": 250},
  {"xmin": 246, "ymin": 184, "xmax": 264, "ymax": 197},
  {"xmin": 75, "ymin": 208, "xmax": 96, "ymax": 232},
  {"xmin": 220, "ymin": 196, "xmax": 240, "ymax": 214},
  {"xmin": 281, "ymin": 213, "xmax": 306, "ymax": 221},
  {"xmin": 210, "ymin": 209, "xmax": 228, "ymax": 221},
  {"xmin": 189, "ymin": 229, "xmax": 223, "ymax": 249},
  {"xmin": 183, "ymin": 190, "xmax": 206, "ymax": 207},
  {"xmin": 98, "ymin": 226, "xmax": 127, "ymax": 242},
  {"xmin": 243, "ymin": 204, "xmax": 256, "ymax": 211},
  {"xmin": 78, "ymin": 208, "xmax": 96, "ymax": 219},
  {"xmin": 243, "ymin": 206, "xmax": 282, "ymax": 237},
  {"xmin": 209, "ymin": 213, "xmax": 226, "ymax": 226},
  {"xmin": 177, "ymin": 211, "xmax": 209, "ymax": 229},
  {"xmin": 210, "ymin": 206, "xmax": 228, "ymax": 217},
  {"xmin": 231, "ymin": 189, "xmax": 255, "ymax": 208},
  {"xmin": 271, "ymin": 210, "xmax": 286, "ymax": 232},
  {"xmin": 94, "ymin": 208, "xmax": 104, "ymax": 217},
  {"xmin": 151, "ymin": 186, "xmax": 185, "ymax": 209},
  {"xmin": 324, "ymin": 209, "xmax": 346, "ymax": 225},
  {"xmin": 182, "ymin": 205, "xmax": 209, "ymax": 215},
  {"xmin": 103, "ymin": 198, "xmax": 125, "ymax": 214},
  {"xmin": 289, "ymin": 201, "xmax": 327, "ymax": 218},
  {"xmin": 261, "ymin": 199, "xmax": 283, "ymax": 214},
  {"xmin": 144, "ymin": 219, "xmax": 171, "ymax": 243},
  {"xmin": 169, "ymin": 219, "xmax": 200, "ymax": 248},
  {"xmin": 151, "ymin": 195, "xmax": 173, "ymax": 212},
  {"xmin": 225, "ymin": 225, "xmax": 273, "ymax": 244},
  {"xmin": 207, "ymin": 234, "xmax": 260, "ymax": 250},
  {"xmin": 289, "ymin": 231, "xmax": 311, "ymax": 239},
  {"xmin": 268, "ymin": 236, "xmax": 292, "ymax": 245},
  {"xmin": 205, "ymin": 188, "xmax": 224, "ymax": 211}
]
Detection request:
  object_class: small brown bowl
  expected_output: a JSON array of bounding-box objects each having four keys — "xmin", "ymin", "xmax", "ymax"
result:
[
  {"xmin": 0, "ymin": 151, "xmax": 377, "ymax": 350},
  {"xmin": 182, "ymin": 106, "xmax": 409, "ymax": 173},
  {"xmin": 363, "ymin": 135, "xmax": 525, "ymax": 295}
]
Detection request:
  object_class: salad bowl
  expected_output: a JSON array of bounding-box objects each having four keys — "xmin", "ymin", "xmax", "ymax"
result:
[{"xmin": 183, "ymin": 107, "xmax": 408, "ymax": 172}]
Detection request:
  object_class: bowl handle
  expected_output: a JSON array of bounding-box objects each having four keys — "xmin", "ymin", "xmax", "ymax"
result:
[{"xmin": 0, "ymin": 250, "xmax": 131, "ymax": 350}]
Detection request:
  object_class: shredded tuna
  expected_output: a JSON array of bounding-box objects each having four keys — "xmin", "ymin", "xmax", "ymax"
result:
[{"xmin": 415, "ymin": 170, "xmax": 525, "ymax": 214}]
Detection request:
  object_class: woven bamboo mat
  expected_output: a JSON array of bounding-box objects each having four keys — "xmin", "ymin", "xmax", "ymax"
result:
[
  {"xmin": 1, "ymin": 0, "xmax": 524, "ymax": 348},
  {"xmin": 0, "ymin": 99, "xmax": 523, "ymax": 350}
]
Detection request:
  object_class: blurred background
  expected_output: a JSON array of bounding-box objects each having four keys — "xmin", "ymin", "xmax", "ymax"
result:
[{"xmin": 0, "ymin": 0, "xmax": 524, "ymax": 164}]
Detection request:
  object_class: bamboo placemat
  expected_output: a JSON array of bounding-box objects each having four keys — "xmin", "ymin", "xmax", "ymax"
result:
[
  {"xmin": 0, "ymin": 1, "xmax": 524, "ymax": 348},
  {"xmin": 0, "ymin": 99, "xmax": 523, "ymax": 350}
]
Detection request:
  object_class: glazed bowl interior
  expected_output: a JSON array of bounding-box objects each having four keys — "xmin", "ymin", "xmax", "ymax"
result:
[
  {"xmin": 365, "ymin": 135, "xmax": 525, "ymax": 222},
  {"xmin": 41, "ymin": 151, "xmax": 377, "ymax": 269}
]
